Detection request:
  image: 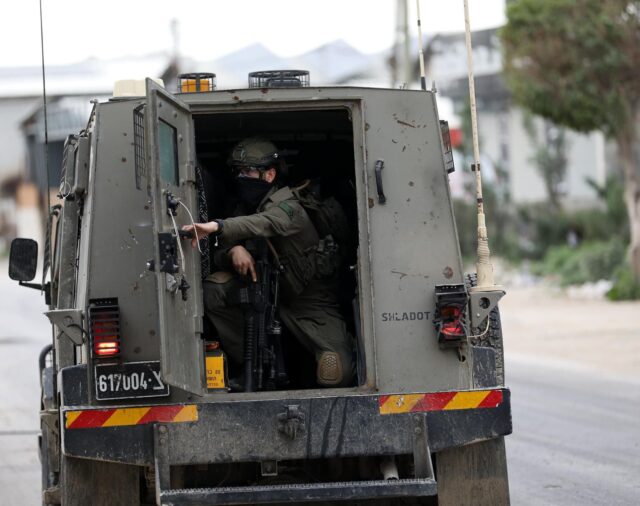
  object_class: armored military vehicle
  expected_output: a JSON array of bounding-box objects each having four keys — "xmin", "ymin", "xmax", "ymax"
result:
[{"xmin": 10, "ymin": 70, "xmax": 511, "ymax": 505}]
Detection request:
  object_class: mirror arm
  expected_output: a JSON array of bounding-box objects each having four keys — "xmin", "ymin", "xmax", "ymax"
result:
[
  {"xmin": 19, "ymin": 281, "xmax": 51, "ymax": 305},
  {"xmin": 19, "ymin": 281, "xmax": 41, "ymax": 290}
]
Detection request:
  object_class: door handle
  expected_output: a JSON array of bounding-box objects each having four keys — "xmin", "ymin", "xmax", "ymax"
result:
[{"xmin": 374, "ymin": 159, "xmax": 387, "ymax": 204}]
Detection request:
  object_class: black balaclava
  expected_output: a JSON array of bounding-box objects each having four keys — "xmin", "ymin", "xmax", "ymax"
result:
[{"xmin": 235, "ymin": 176, "xmax": 273, "ymax": 212}]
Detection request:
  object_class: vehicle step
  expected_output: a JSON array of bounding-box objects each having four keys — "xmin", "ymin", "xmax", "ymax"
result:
[{"xmin": 161, "ymin": 478, "xmax": 437, "ymax": 504}]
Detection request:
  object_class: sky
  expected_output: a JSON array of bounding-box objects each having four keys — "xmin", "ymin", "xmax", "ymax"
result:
[{"xmin": 1, "ymin": 0, "xmax": 506, "ymax": 68}]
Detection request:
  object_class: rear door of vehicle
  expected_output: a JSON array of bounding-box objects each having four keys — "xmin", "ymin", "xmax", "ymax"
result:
[
  {"xmin": 145, "ymin": 79, "xmax": 205, "ymax": 395},
  {"xmin": 361, "ymin": 89, "xmax": 468, "ymax": 393}
]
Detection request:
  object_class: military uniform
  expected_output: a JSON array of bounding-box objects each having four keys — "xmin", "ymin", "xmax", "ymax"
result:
[{"xmin": 204, "ymin": 185, "xmax": 354, "ymax": 387}]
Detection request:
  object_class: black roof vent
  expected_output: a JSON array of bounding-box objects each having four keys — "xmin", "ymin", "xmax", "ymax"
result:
[{"xmin": 248, "ymin": 70, "xmax": 310, "ymax": 89}]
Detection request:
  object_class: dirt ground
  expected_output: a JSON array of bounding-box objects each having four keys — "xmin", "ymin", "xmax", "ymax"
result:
[{"xmin": 500, "ymin": 284, "xmax": 640, "ymax": 382}]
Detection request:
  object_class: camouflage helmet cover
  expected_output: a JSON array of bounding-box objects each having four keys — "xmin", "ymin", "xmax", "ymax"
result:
[{"xmin": 228, "ymin": 137, "xmax": 280, "ymax": 170}]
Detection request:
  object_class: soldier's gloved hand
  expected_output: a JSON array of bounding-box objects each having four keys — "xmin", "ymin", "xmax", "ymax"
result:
[
  {"xmin": 229, "ymin": 245, "xmax": 257, "ymax": 282},
  {"xmin": 181, "ymin": 221, "xmax": 219, "ymax": 248}
]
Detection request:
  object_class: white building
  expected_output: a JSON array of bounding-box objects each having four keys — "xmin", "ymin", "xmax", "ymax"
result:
[
  {"xmin": 425, "ymin": 27, "xmax": 607, "ymax": 208},
  {"xmin": 0, "ymin": 55, "xmax": 178, "ymax": 242}
]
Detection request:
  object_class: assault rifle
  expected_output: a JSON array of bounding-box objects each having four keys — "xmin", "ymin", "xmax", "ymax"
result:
[{"xmin": 237, "ymin": 238, "xmax": 287, "ymax": 392}]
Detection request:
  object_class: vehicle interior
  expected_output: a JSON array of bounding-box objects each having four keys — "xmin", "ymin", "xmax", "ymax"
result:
[{"xmin": 192, "ymin": 108, "xmax": 363, "ymax": 390}]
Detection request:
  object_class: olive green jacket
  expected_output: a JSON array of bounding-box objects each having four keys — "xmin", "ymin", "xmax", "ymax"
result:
[{"xmin": 215, "ymin": 186, "xmax": 320, "ymax": 299}]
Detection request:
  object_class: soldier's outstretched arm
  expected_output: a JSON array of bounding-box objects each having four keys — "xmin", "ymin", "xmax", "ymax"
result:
[
  {"xmin": 219, "ymin": 201, "xmax": 305, "ymax": 243},
  {"xmin": 182, "ymin": 221, "xmax": 220, "ymax": 247}
]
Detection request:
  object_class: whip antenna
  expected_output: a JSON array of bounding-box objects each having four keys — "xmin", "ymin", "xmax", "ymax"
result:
[
  {"xmin": 39, "ymin": 0, "xmax": 53, "ymax": 290},
  {"xmin": 415, "ymin": 0, "xmax": 427, "ymax": 90},
  {"xmin": 462, "ymin": 0, "xmax": 499, "ymax": 290},
  {"xmin": 39, "ymin": 0, "xmax": 50, "ymax": 213}
]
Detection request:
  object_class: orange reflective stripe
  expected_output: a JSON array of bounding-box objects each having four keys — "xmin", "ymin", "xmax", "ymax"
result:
[
  {"xmin": 379, "ymin": 390, "xmax": 503, "ymax": 415},
  {"xmin": 102, "ymin": 407, "xmax": 150, "ymax": 427},
  {"xmin": 67, "ymin": 408, "xmax": 115, "ymax": 429},
  {"xmin": 65, "ymin": 404, "xmax": 198, "ymax": 429},
  {"xmin": 443, "ymin": 391, "xmax": 494, "ymax": 410},
  {"xmin": 173, "ymin": 405, "xmax": 198, "ymax": 422},
  {"xmin": 379, "ymin": 394, "xmax": 425, "ymax": 415},
  {"xmin": 65, "ymin": 410, "xmax": 83, "ymax": 428}
]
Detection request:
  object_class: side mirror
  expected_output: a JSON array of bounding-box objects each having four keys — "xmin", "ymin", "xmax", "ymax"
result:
[{"xmin": 9, "ymin": 238, "xmax": 38, "ymax": 282}]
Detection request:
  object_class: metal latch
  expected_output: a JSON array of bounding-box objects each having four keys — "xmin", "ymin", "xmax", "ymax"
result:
[
  {"xmin": 157, "ymin": 233, "xmax": 179, "ymax": 274},
  {"xmin": 277, "ymin": 405, "xmax": 305, "ymax": 440}
]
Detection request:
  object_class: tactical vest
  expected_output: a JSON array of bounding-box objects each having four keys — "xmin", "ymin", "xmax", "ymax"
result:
[
  {"xmin": 268, "ymin": 185, "xmax": 350, "ymax": 300},
  {"xmin": 291, "ymin": 183, "xmax": 352, "ymax": 254}
]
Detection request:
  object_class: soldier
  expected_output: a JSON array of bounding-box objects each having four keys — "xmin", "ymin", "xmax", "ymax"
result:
[{"xmin": 183, "ymin": 137, "xmax": 354, "ymax": 387}]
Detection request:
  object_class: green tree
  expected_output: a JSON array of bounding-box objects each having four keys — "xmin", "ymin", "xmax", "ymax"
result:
[
  {"xmin": 523, "ymin": 114, "xmax": 568, "ymax": 211},
  {"xmin": 501, "ymin": 0, "xmax": 640, "ymax": 278}
]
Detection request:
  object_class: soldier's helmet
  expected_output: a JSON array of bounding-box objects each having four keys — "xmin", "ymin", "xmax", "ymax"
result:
[{"xmin": 228, "ymin": 137, "xmax": 280, "ymax": 172}]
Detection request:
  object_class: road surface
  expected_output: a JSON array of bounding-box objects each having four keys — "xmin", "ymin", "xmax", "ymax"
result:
[
  {"xmin": 499, "ymin": 285, "xmax": 640, "ymax": 505},
  {"xmin": 0, "ymin": 269, "xmax": 50, "ymax": 506},
  {"xmin": 0, "ymin": 276, "xmax": 639, "ymax": 505},
  {"xmin": 505, "ymin": 356, "xmax": 640, "ymax": 505}
]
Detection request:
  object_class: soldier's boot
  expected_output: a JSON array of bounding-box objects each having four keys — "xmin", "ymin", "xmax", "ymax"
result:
[{"xmin": 316, "ymin": 351, "xmax": 344, "ymax": 386}]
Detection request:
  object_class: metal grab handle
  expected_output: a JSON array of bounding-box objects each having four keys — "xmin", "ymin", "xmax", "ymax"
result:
[{"xmin": 375, "ymin": 159, "xmax": 387, "ymax": 204}]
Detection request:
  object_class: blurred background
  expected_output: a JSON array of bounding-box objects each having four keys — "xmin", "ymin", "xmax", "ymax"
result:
[{"xmin": 0, "ymin": 0, "xmax": 638, "ymax": 504}]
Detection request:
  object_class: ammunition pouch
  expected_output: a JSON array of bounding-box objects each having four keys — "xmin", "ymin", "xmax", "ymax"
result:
[
  {"xmin": 279, "ymin": 236, "xmax": 342, "ymax": 300},
  {"xmin": 315, "ymin": 235, "xmax": 341, "ymax": 278},
  {"xmin": 280, "ymin": 247, "xmax": 317, "ymax": 300}
]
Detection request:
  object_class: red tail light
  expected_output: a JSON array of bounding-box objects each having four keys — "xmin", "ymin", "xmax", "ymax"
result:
[
  {"xmin": 434, "ymin": 285, "xmax": 468, "ymax": 348},
  {"xmin": 89, "ymin": 299, "xmax": 120, "ymax": 358},
  {"xmin": 438, "ymin": 304, "xmax": 466, "ymax": 338}
]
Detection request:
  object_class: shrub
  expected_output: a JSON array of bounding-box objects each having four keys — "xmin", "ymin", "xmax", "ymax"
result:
[
  {"xmin": 535, "ymin": 239, "xmax": 626, "ymax": 286},
  {"xmin": 454, "ymin": 176, "xmax": 629, "ymax": 268},
  {"xmin": 513, "ymin": 176, "xmax": 629, "ymax": 261},
  {"xmin": 607, "ymin": 266, "xmax": 640, "ymax": 301}
]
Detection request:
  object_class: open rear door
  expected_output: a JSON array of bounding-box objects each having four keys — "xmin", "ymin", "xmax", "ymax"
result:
[
  {"xmin": 145, "ymin": 79, "xmax": 205, "ymax": 396},
  {"xmin": 361, "ymin": 89, "xmax": 468, "ymax": 393}
]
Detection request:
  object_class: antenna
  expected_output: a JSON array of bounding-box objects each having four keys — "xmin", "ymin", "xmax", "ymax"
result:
[
  {"xmin": 39, "ymin": 0, "xmax": 50, "ymax": 210},
  {"xmin": 415, "ymin": 0, "xmax": 427, "ymax": 90},
  {"xmin": 463, "ymin": 0, "xmax": 499, "ymax": 290},
  {"xmin": 39, "ymin": 0, "xmax": 52, "ymax": 290}
]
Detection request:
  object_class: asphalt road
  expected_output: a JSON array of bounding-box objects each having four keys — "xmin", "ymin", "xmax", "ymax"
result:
[
  {"xmin": 505, "ymin": 355, "xmax": 640, "ymax": 505},
  {"xmin": 0, "ymin": 271, "xmax": 50, "ymax": 506},
  {"xmin": 0, "ymin": 274, "xmax": 638, "ymax": 505}
]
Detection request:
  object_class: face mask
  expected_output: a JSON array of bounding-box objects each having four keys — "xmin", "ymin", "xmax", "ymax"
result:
[{"xmin": 235, "ymin": 176, "xmax": 273, "ymax": 211}]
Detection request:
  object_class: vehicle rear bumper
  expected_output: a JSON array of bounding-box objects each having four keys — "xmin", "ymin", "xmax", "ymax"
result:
[{"xmin": 62, "ymin": 388, "xmax": 511, "ymax": 466}]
